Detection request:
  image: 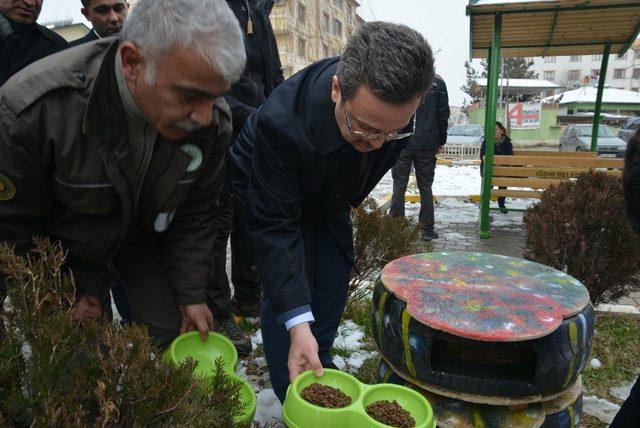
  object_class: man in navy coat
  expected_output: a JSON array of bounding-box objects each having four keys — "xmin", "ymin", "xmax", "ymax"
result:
[{"xmin": 229, "ymin": 21, "xmax": 435, "ymax": 402}]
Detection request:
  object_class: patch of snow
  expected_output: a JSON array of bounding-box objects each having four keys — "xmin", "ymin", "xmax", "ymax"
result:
[
  {"xmin": 333, "ymin": 320, "xmax": 365, "ymax": 351},
  {"xmin": 245, "ymin": 317, "xmax": 261, "ymax": 326},
  {"xmin": 590, "ymin": 358, "xmax": 602, "ymax": 370},
  {"xmin": 611, "ymin": 381, "xmax": 635, "ymax": 402},
  {"xmin": 254, "ymin": 389, "xmax": 284, "ymax": 427},
  {"xmin": 583, "ymin": 395, "xmax": 621, "ymax": 424},
  {"xmin": 443, "ymin": 232, "xmax": 467, "ymax": 240},
  {"xmin": 332, "ymin": 355, "xmax": 346, "ymax": 371},
  {"xmin": 251, "ymin": 329, "xmax": 263, "ymax": 351},
  {"xmin": 596, "ymin": 304, "xmax": 640, "ymax": 315},
  {"xmin": 344, "ymin": 350, "xmax": 378, "ymax": 373}
]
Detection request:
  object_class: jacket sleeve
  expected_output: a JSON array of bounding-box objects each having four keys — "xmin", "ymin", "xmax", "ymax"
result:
[
  {"xmin": 161, "ymin": 105, "xmax": 232, "ymax": 306},
  {"xmin": 0, "ymin": 100, "xmax": 50, "ymax": 256},
  {"xmin": 437, "ymin": 79, "xmax": 450, "ymax": 146},
  {"xmin": 507, "ymin": 137, "xmax": 515, "ymax": 155},
  {"xmin": 234, "ymin": 113, "xmax": 311, "ymax": 321}
]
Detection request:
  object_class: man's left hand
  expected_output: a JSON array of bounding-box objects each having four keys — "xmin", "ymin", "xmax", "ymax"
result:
[{"xmin": 179, "ymin": 303, "xmax": 214, "ymax": 342}]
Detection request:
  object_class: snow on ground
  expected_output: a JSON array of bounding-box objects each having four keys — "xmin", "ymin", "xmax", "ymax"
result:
[
  {"xmin": 333, "ymin": 320, "xmax": 365, "ymax": 351},
  {"xmin": 253, "ymin": 389, "xmax": 284, "ymax": 427},
  {"xmin": 370, "ymin": 164, "xmax": 537, "ymax": 229},
  {"xmin": 610, "ymin": 381, "xmax": 635, "ymax": 401},
  {"xmin": 583, "ymin": 395, "xmax": 621, "ymax": 424}
]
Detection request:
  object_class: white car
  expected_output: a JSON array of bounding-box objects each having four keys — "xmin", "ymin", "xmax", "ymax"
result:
[
  {"xmin": 447, "ymin": 125, "xmax": 484, "ymax": 146},
  {"xmin": 559, "ymin": 125, "xmax": 627, "ymax": 158}
]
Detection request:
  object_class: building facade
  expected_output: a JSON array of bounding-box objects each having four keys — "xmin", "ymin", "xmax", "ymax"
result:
[
  {"xmin": 529, "ymin": 40, "xmax": 640, "ymax": 95},
  {"xmin": 270, "ymin": 0, "xmax": 364, "ymax": 78}
]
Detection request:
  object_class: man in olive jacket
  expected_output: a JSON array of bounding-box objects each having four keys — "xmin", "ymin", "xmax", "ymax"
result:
[{"xmin": 0, "ymin": 0, "xmax": 246, "ymax": 344}]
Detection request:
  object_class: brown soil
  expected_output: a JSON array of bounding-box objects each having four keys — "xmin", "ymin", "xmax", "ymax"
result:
[
  {"xmin": 366, "ymin": 400, "xmax": 416, "ymax": 427},
  {"xmin": 300, "ymin": 383, "xmax": 352, "ymax": 408}
]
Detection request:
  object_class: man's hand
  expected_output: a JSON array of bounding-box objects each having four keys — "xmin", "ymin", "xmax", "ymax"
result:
[
  {"xmin": 438, "ymin": 145, "xmax": 445, "ymax": 154},
  {"xmin": 288, "ymin": 322, "xmax": 323, "ymax": 383},
  {"xmin": 71, "ymin": 294, "xmax": 102, "ymax": 321},
  {"xmin": 179, "ymin": 303, "xmax": 214, "ymax": 342}
]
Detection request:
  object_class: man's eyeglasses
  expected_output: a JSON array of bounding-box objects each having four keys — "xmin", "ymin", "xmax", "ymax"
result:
[{"xmin": 343, "ymin": 104, "xmax": 416, "ymax": 142}]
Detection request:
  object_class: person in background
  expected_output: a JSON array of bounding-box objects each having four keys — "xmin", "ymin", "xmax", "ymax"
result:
[
  {"xmin": 229, "ymin": 21, "xmax": 435, "ymax": 402},
  {"xmin": 0, "ymin": 0, "xmax": 67, "ymax": 86},
  {"xmin": 203, "ymin": 0, "xmax": 284, "ymax": 357},
  {"xmin": 69, "ymin": 0, "xmax": 128, "ymax": 46},
  {"xmin": 610, "ymin": 129, "xmax": 640, "ymax": 427},
  {"xmin": 480, "ymin": 121, "xmax": 513, "ymax": 214},
  {"xmin": 389, "ymin": 75, "xmax": 449, "ymax": 241}
]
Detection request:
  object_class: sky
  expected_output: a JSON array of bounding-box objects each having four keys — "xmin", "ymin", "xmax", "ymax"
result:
[{"xmin": 38, "ymin": 0, "xmax": 474, "ymax": 105}]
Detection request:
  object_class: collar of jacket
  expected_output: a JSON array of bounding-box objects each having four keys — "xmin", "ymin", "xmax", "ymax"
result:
[
  {"xmin": 82, "ymin": 39, "xmax": 127, "ymax": 142},
  {"xmin": 309, "ymin": 57, "xmax": 348, "ymax": 155}
]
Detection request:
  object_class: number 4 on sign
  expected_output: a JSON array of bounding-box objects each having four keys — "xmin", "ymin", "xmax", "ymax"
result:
[{"xmin": 508, "ymin": 102, "xmax": 538, "ymax": 128}]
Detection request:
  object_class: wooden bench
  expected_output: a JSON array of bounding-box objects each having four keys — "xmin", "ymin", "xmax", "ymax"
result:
[{"xmin": 490, "ymin": 152, "xmax": 624, "ymax": 200}]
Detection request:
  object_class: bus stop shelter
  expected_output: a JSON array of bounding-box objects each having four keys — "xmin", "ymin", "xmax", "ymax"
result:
[{"xmin": 466, "ymin": 0, "xmax": 640, "ymax": 238}]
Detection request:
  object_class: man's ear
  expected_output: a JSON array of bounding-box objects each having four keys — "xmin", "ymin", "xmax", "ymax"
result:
[
  {"xmin": 331, "ymin": 75, "xmax": 341, "ymax": 104},
  {"xmin": 119, "ymin": 42, "xmax": 144, "ymax": 83}
]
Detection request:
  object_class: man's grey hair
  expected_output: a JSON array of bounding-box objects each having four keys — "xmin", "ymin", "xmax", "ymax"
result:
[
  {"xmin": 121, "ymin": 0, "xmax": 246, "ymax": 85},
  {"xmin": 337, "ymin": 22, "xmax": 435, "ymax": 104}
]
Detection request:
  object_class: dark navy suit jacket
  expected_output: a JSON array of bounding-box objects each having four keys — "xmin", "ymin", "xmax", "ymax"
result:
[{"xmin": 229, "ymin": 57, "xmax": 410, "ymax": 322}]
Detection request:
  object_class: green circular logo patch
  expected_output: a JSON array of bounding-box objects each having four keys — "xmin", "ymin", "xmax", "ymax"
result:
[{"xmin": 0, "ymin": 173, "xmax": 15, "ymax": 201}]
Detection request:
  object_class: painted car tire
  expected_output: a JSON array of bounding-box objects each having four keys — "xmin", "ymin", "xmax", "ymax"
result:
[
  {"xmin": 373, "ymin": 279, "xmax": 594, "ymax": 398},
  {"xmin": 378, "ymin": 359, "xmax": 583, "ymax": 428}
]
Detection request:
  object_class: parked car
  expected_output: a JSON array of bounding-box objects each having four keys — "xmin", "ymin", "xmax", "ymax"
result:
[
  {"xmin": 618, "ymin": 117, "xmax": 640, "ymax": 142},
  {"xmin": 447, "ymin": 125, "xmax": 484, "ymax": 145},
  {"xmin": 559, "ymin": 124, "xmax": 627, "ymax": 157}
]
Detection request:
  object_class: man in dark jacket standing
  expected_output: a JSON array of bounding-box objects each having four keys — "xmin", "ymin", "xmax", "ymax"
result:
[
  {"xmin": 205, "ymin": 0, "xmax": 284, "ymax": 356},
  {"xmin": 389, "ymin": 75, "xmax": 449, "ymax": 241},
  {"xmin": 0, "ymin": 0, "xmax": 68, "ymax": 86},
  {"xmin": 69, "ymin": 0, "xmax": 129, "ymax": 47},
  {"xmin": 0, "ymin": 0, "xmax": 246, "ymax": 345},
  {"xmin": 229, "ymin": 22, "xmax": 435, "ymax": 402}
]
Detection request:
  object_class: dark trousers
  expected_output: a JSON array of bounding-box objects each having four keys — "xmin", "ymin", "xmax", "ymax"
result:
[
  {"xmin": 497, "ymin": 187, "xmax": 507, "ymax": 209},
  {"xmin": 261, "ymin": 220, "xmax": 351, "ymax": 403},
  {"xmin": 206, "ymin": 169, "xmax": 261, "ymax": 320},
  {"xmin": 110, "ymin": 227, "xmax": 183, "ymax": 347},
  {"xmin": 389, "ymin": 148, "xmax": 437, "ymax": 230},
  {"xmin": 611, "ymin": 376, "xmax": 640, "ymax": 427}
]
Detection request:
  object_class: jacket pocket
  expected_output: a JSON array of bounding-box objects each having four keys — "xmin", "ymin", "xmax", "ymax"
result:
[{"xmin": 54, "ymin": 175, "xmax": 120, "ymax": 215}]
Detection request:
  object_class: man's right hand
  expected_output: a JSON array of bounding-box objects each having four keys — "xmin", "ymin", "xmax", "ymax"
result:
[
  {"xmin": 71, "ymin": 294, "xmax": 102, "ymax": 321},
  {"xmin": 288, "ymin": 322, "xmax": 323, "ymax": 383}
]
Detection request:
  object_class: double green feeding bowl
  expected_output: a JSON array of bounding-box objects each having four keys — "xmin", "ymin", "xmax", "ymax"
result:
[
  {"xmin": 164, "ymin": 332, "xmax": 256, "ymax": 428},
  {"xmin": 283, "ymin": 369, "xmax": 435, "ymax": 428}
]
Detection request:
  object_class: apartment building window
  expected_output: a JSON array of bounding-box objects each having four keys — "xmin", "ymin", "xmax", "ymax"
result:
[
  {"xmin": 323, "ymin": 44, "xmax": 330, "ymax": 58},
  {"xmin": 570, "ymin": 55, "xmax": 581, "ymax": 62},
  {"xmin": 568, "ymin": 70, "xmax": 580, "ymax": 81},
  {"xmin": 346, "ymin": 3, "xmax": 353, "ymax": 23},
  {"xmin": 590, "ymin": 69, "xmax": 600, "ymax": 79},
  {"xmin": 333, "ymin": 18, "xmax": 342, "ymax": 37},
  {"xmin": 333, "ymin": 0, "xmax": 343, "ymax": 9},
  {"xmin": 543, "ymin": 56, "xmax": 556, "ymax": 63},
  {"xmin": 323, "ymin": 12, "xmax": 329, "ymax": 31},
  {"xmin": 592, "ymin": 54, "xmax": 602, "ymax": 61},
  {"xmin": 298, "ymin": 3, "xmax": 306, "ymax": 25},
  {"xmin": 633, "ymin": 68, "xmax": 640, "ymax": 79},
  {"xmin": 298, "ymin": 37, "xmax": 306, "ymax": 57},
  {"xmin": 543, "ymin": 70, "xmax": 556, "ymax": 81},
  {"xmin": 614, "ymin": 68, "xmax": 626, "ymax": 79}
]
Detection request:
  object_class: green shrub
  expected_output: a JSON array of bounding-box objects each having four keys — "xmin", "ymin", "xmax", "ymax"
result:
[
  {"xmin": 348, "ymin": 198, "xmax": 421, "ymax": 304},
  {"xmin": 0, "ymin": 239, "xmax": 244, "ymax": 427},
  {"xmin": 523, "ymin": 171, "xmax": 640, "ymax": 305}
]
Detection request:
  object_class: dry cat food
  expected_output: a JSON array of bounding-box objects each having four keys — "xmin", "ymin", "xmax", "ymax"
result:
[
  {"xmin": 366, "ymin": 400, "xmax": 416, "ymax": 427},
  {"xmin": 300, "ymin": 383, "xmax": 352, "ymax": 408}
]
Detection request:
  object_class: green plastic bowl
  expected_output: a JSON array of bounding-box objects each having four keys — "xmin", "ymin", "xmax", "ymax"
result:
[
  {"xmin": 164, "ymin": 331, "xmax": 238, "ymax": 376},
  {"xmin": 165, "ymin": 332, "xmax": 256, "ymax": 427},
  {"xmin": 283, "ymin": 369, "xmax": 435, "ymax": 428}
]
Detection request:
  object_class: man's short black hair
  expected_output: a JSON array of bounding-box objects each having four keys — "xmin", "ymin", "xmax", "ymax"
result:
[
  {"xmin": 336, "ymin": 21, "xmax": 434, "ymax": 105},
  {"xmin": 623, "ymin": 129, "xmax": 640, "ymax": 235},
  {"xmin": 81, "ymin": 0, "xmax": 91, "ymax": 8}
]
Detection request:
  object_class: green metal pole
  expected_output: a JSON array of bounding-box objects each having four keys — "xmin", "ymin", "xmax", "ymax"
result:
[
  {"xmin": 591, "ymin": 42, "xmax": 611, "ymax": 152},
  {"xmin": 479, "ymin": 13, "xmax": 502, "ymax": 239}
]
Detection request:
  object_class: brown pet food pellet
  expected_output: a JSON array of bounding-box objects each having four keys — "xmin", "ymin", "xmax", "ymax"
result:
[
  {"xmin": 366, "ymin": 400, "xmax": 416, "ymax": 427},
  {"xmin": 300, "ymin": 383, "xmax": 352, "ymax": 409}
]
